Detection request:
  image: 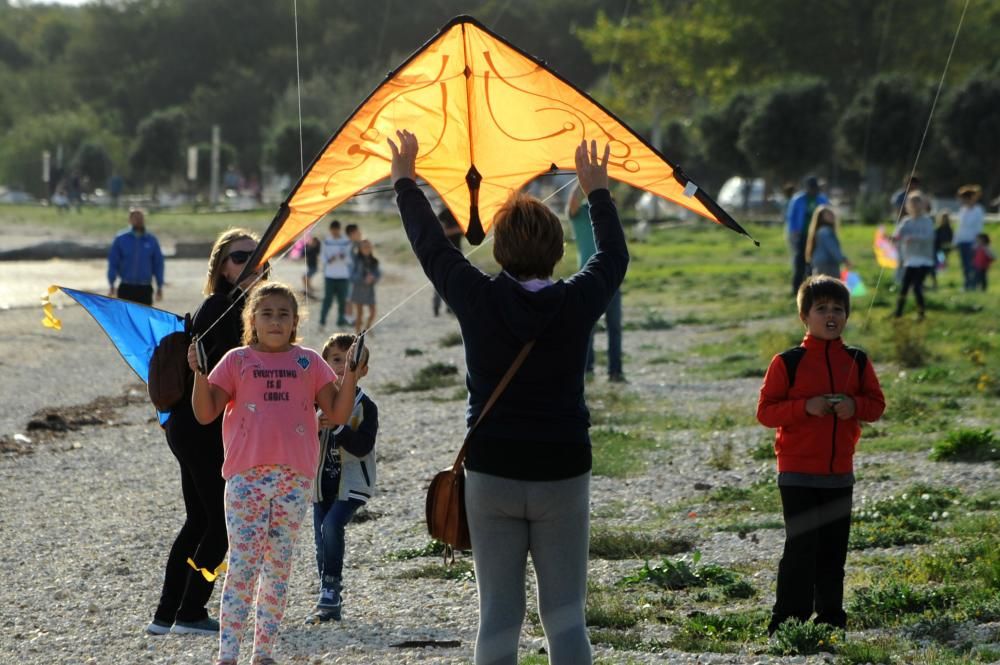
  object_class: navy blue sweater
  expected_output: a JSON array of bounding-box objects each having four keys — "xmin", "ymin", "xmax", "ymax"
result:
[{"xmin": 395, "ymin": 179, "xmax": 628, "ymax": 480}]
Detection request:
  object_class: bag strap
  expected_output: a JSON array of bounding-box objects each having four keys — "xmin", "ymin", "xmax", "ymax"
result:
[{"xmin": 450, "ymin": 340, "xmax": 535, "ymax": 472}]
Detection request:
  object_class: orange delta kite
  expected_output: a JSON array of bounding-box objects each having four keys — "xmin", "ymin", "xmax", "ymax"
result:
[{"xmin": 241, "ymin": 15, "xmax": 753, "ymax": 277}]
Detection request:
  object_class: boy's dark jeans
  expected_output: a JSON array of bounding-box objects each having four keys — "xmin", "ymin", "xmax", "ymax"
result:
[
  {"xmin": 313, "ymin": 498, "xmax": 364, "ymax": 584},
  {"xmin": 770, "ymin": 485, "xmax": 853, "ymax": 634}
]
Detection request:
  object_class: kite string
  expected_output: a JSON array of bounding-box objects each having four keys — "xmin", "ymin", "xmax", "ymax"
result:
[
  {"xmin": 362, "ymin": 175, "xmax": 581, "ymax": 335},
  {"xmin": 855, "ymin": 0, "xmax": 968, "ymax": 346},
  {"xmin": 293, "ymin": 0, "xmax": 304, "ymax": 176}
]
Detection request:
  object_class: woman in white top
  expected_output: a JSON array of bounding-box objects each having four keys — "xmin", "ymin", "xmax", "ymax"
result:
[
  {"xmin": 894, "ymin": 191, "xmax": 936, "ymax": 319},
  {"xmin": 954, "ymin": 184, "xmax": 985, "ymax": 291}
]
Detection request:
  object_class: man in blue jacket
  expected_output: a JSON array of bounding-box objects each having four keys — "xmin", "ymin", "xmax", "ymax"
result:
[
  {"xmin": 786, "ymin": 176, "xmax": 828, "ymax": 296},
  {"xmin": 107, "ymin": 208, "xmax": 165, "ymax": 305}
]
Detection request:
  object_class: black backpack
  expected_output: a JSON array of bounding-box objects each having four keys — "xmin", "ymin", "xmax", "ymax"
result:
[
  {"xmin": 779, "ymin": 345, "xmax": 868, "ymax": 389},
  {"xmin": 148, "ymin": 314, "xmax": 193, "ymax": 412}
]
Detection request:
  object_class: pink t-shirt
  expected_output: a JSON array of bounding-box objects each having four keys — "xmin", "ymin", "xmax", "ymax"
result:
[{"xmin": 208, "ymin": 345, "xmax": 337, "ymax": 480}]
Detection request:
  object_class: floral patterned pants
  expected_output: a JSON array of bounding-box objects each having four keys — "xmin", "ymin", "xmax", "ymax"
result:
[{"xmin": 218, "ymin": 465, "xmax": 311, "ymax": 662}]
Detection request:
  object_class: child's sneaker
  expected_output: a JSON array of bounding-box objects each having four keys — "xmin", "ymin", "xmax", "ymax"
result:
[
  {"xmin": 310, "ymin": 585, "xmax": 342, "ymax": 622},
  {"xmin": 171, "ymin": 616, "xmax": 220, "ymax": 635},
  {"xmin": 145, "ymin": 618, "xmax": 172, "ymax": 635}
]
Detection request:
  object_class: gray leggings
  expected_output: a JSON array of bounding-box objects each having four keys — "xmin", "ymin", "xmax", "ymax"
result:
[{"xmin": 465, "ymin": 470, "xmax": 591, "ymax": 665}]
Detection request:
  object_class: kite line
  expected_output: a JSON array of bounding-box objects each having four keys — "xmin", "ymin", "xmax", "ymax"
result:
[{"xmin": 857, "ymin": 0, "xmax": 969, "ymax": 335}]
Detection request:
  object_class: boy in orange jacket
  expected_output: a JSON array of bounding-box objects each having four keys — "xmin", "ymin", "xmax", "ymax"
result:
[{"xmin": 757, "ymin": 275, "xmax": 885, "ymax": 635}]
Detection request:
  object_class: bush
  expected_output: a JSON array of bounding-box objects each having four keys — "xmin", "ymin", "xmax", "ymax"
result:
[
  {"xmin": 769, "ymin": 618, "xmax": 841, "ymax": 655},
  {"xmin": 384, "ymin": 362, "xmax": 458, "ymax": 392},
  {"xmin": 930, "ymin": 428, "xmax": 999, "ymax": 462},
  {"xmin": 849, "ymin": 581, "xmax": 957, "ymax": 628},
  {"xmin": 589, "ymin": 528, "xmax": 692, "ymax": 560},
  {"xmin": 891, "ymin": 320, "xmax": 931, "ymax": 367}
]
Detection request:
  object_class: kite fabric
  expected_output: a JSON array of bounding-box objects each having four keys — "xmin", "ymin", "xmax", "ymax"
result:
[
  {"xmin": 873, "ymin": 226, "xmax": 899, "ymax": 269},
  {"xmin": 840, "ymin": 270, "xmax": 868, "ymax": 297},
  {"xmin": 239, "ymin": 15, "xmax": 752, "ymax": 280},
  {"xmin": 41, "ymin": 285, "xmax": 185, "ymax": 425}
]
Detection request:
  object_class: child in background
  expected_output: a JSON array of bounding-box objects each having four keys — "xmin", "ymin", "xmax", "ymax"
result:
[
  {"xmin": 310, "ymin": 333, "xmax": 379, "ymax": 623},
  {"xmin": 190, "ymin": 282, "xmax": 363, "ymax": 665},
  {"xmin": 804, "ymin": 205, "xmax": 851, "ymax": 278},
  {"xmin": 893, "ymin": 191, "xmax": 936, "ymax": 319},
  {"xmin": 931, "ymin": 213, "xmax": 953, "ymax": 289},
  {"xmin": 972, "ymin": 233, "xmax": 995, "ymax": 291},
  {"xmin": 757, "ymin": 276, "xmax": 885, "ymax": 635},
  {"xmin": 348, "ymin": 239, "xmax": 381, "ymax": 334},
  {"xmin": 302, "ymin": 235, "xmax": 321, "ymax": 300}
]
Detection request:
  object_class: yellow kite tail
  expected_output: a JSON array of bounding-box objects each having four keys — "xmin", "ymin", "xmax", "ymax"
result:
[
  {"xmin": 41, "ymin": 285, "xmax": 63, "ymax": 330},
  {"xmin": 187, "ymin": 557, "xmax": 228, "ymax": 582}
]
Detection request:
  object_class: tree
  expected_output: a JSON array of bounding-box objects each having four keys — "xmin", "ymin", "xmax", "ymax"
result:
[
  {"xmin": 739, "ymin": 80, "xmax": 834, "ymax": 182},
  {"xmin": 129, "ymin": 107, "xmax": 186, "ymax": 192},
  {"xmin": 838, "ymin": 74, "xmax": 931, "ymax": 193},
  {"xmin": 73, "ymin": 142, "xmax": 111, "ymax": 188},
  {"xmin": 942, "ymin": 74, "xmax": 1000, "ymax": 197},
  {"xmin": 698, "ymin": 91, "xmax": 755, "ymax": 178},
  {"xmin": 268, "ymin": 121, "xmax": 327, "ymax": 178}
]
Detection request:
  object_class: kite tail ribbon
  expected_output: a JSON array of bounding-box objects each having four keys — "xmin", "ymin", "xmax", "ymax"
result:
[
  {"xmin": 41, "ymin": 285, "xmax": 63, "ymax": 330},
  {"xmin": 187, "ymin": 557, "xmax": 228, "ymax": 582}
]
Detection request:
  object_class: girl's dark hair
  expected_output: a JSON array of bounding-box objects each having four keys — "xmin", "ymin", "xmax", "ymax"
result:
[
  {"xmin": 492, "ymin": 192, "xmax": 564, "ymax": 278},
  {"xmin": 241, "ymin": 282, "xmax": 300, "ymax": 346},
  {"xmin": 797, "ymin": 275, "xmax": 851, "ymax": 318}
]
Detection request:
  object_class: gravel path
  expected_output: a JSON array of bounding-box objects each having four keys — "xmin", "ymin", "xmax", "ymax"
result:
[{"xmin": 1, "ymin": 223, "xmax": 996, "ymax": 665}]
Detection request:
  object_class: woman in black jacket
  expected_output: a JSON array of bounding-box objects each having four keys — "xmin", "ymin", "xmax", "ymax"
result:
[
  {"xmin": 390, "ymin": 131, "xmax": 627, "ymax": 665},
  {"xmin": 146, "ymin": 228, "xmax": 266, "ymax": 636}
]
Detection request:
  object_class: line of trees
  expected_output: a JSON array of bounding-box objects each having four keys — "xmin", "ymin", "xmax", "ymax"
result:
[{"xmin": 0, "ymin": 0, "xmax": 998, "ymax": 206}]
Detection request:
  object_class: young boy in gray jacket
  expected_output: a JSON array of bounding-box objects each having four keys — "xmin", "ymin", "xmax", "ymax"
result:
[{"xmin": 310, "ymin": 333, "xmax": 378, "ymax": 622}]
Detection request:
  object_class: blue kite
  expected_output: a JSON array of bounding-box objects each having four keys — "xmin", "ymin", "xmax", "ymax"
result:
[{"xmin": 42, "ymin": 285, "xmax": 185, "ymax": 425}]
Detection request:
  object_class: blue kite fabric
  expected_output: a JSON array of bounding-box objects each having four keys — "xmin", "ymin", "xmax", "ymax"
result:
[{"xmin": 43, "ymin": 285, "xmax": 184, "ymax": 425}]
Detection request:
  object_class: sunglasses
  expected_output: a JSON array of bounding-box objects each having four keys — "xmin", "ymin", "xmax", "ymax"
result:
[{"xmin": 225, "ymin": 250, "xmax": 253, "ymax": 265}]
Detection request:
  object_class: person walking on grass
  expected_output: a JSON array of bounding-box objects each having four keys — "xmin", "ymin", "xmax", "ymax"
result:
[
  {"xmin": 319, "ymin": 220, "xmax": 353, "ymax": 327},
  {"xmin": 804, "ymin": 205, "xmax": 851, "ymax": 279},
  {"xmin": 757, "ymin": 275, "xmax": 885, "ymax": 636},
  {"xmin": 347, "ymin": 239, "xmax": 381, "ymax": 335},
  {"xmin": 972, "ymin": 232, "xmax": 995, "ymax": 291},
  {"xmin": 390, "ymin": 130, "xmax": 628, "ymax": 665},
  {"xmin": 107, "ymin": 208, "xmax": 165, "ymax": 305},
  {"xmin": 954, "ymin": 184, "xmax": 985, "ymax": 291},
  {"xmin": 567, "ymin": 185, "xmax": 625, "ymax": 382},
  {"xmin": 785, "ymin": 176, "xmax": 829, "ymax": 296},
  {"xmin": 309, "ymin": 333, "xmax": 378, "ymax": 623},
  {"xmin": 893, "ymin": 191, "xmax": 936, "ymax": 320},
  {"xmin": 190, "ymin": 282, "xmax": 363, "ymax": 665}
]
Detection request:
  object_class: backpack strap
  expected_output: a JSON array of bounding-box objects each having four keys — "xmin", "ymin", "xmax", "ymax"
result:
[
  {"xmin": 780, "ymin": 344, "xmax": 868, "ymax": 389},
  {"xmin": 778, "ymin": 346, "xmax": 807, "ymax": 389},
  {"xmin": 844, "ymin": 346, "xmax": 869, "ymax": 383}
]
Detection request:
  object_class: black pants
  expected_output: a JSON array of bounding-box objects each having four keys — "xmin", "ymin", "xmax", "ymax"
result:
[
  {"xmin": 895, "ymin": 266, "xmax": 929, "ymax": 317},
  {"xmin": 154, "ymin": 405, "xmax": 228, "ymax": 623},
  {"xmin": 769, "ymin": 485, "xmax": 853, "ymax": 634},
  {"xmin": 117, "ymin": 283, "xmax": 154, "ymax": 306}
]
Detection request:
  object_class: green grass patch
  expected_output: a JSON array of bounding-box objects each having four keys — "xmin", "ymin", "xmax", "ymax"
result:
[
  {"xmin": 438, "ymin": 330, "xmax": 463, "ymax": 347},
  {"xmin": 668, "ymin": 608, "xmax": 768, "ymax": 653},
  {"xmin": 590, "ymin": 427, "xmax": 657, "ymax": 477},
  {"xmin": 396, "ymin": 559, "xmax": 474, "ymax": 581},
  {"xmin": 707, "ymin": 477, "xmax": 781, "ymax": 513},
  {"xmin": 388, "ymin": 540, "xmax": 449, "ymax": 561},
  {"xmin": 589, "ymin": 527, "xmax": 693, "ymax": 560},
  {"xmin": 850, "ymin": 484, "xmax": 959, "ymax": 550},
  {"xmin": 383, "ymin": 361, "xmax": 459, "ymax": 393},
  {"xmin": 930, "ymin": 428, "xmax": 999, "ymax": 462},
  {"xmin": 620, "ymin": 552, "xmax": 749, "ymax": 595},
  {"xmin": 768, "ymin": 618, "xmax": 842, "ymax": 655}
]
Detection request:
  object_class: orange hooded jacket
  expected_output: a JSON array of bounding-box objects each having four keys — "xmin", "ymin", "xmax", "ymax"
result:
[{"xmin": 757, "ymin": 335, "xmax": 885, "ymax": 475}]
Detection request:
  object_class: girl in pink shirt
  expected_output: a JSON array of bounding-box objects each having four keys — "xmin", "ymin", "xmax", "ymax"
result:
[{"xmin": 190, "ymin": 282, "xmax": 363, "ymax": 665}]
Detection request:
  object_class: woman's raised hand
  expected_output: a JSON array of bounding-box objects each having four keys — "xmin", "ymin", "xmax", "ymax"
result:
[
  {"xmin": 574, "ymin": 139, "xmax": 611, "ymax": 195},
  {"xmin": 387, "ymin": 129, "xmax": 419, "ymax": 184}
]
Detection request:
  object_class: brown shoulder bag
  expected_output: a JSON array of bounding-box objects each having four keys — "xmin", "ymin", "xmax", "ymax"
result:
[{"xmin": 425, "ymin": 340, "xmax": 535, "ymax": 554}]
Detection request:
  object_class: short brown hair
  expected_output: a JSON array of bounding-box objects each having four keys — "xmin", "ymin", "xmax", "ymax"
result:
[
  {"xmin": 492, "ymin": 192, "xmax": 564, "ymax": 278},
  {"xmin": 322, "ymin": 332, "xmax": 370, "ymax": 367},
  {"xmin": 241, "ymin": 282, "xmax": 300, "ymax": 346},
  {"xmin": 797, "ymin": 275, "xmax": 851, "ymax": 319}
]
